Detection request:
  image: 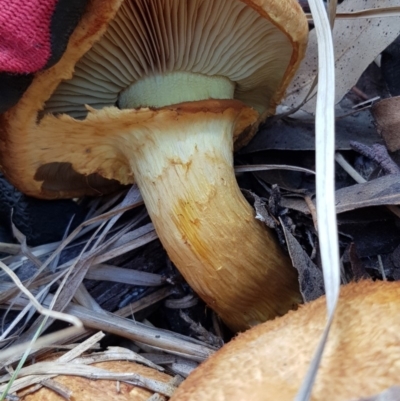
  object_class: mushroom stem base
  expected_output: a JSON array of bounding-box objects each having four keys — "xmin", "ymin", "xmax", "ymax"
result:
[{"xmin": 123, "ymin": 102, "xmax": 301, "ymax": 331}]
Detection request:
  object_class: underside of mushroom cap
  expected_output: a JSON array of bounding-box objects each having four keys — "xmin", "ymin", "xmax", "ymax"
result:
[
  {"xmin": 45, "ymin": 0, "xmax": 306, "ymax": 118},
  {"xmin": 0, "ymin": 0, "xmax": 308, "ymax": 199}
]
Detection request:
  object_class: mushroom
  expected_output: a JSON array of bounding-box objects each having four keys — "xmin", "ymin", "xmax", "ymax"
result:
[
  {"xmin": 169, "ymin": 280, "xmax": 400, "ymax": 401},
  {"xmin": 0, "ymin": 0, "xmax": 308, "ymax": 331},
  {"xmin": 18, "ymin": 359, "xmax": 175, "ymax": 400}
]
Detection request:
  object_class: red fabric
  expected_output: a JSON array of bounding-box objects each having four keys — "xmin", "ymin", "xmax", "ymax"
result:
[{"xmin": 0, "ymin": 0, "xmax": 57, "ymax": 73}]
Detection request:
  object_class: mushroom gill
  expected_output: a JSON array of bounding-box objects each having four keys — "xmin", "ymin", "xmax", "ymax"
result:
[{"xmin": 44, "ymin": 0, "xmax": 293, "ymax": 117}]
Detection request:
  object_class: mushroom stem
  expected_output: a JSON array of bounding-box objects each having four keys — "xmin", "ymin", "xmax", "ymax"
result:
[
  {"xmin": 120, "ymin": 101, "xmax": 301, "ymax": 331},
  {"xmin": 119, "ymin": 72, "xmax": 235, "ymax": 109}
]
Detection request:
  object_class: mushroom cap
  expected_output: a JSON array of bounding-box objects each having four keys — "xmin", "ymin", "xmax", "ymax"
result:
[
  {"xmin": 169, "ymin": 280, "xmax": 400, "ymax": 401},
  {"xmin": 18, "ymin": 360, "xmax": 174, "ymax": 401},
  {"xmin": 0, "ymin": 0, "xmax": 308, "ymax": 199}
]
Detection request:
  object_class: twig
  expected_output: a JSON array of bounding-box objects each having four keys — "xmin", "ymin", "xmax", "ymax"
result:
[
  {"xmin": 304, "ymin": 195, "xmax": 318, "ymax": 232},
  {"xmin": 335, "ymin": 152, "xmax": 400, "ymax": 219},
  {"xmin": 377, "ymin": 255, "xmax": 387, "ymax": 281},
  {"xmin": 350, "ymin": 142, "xmax": 400, "ymax": 175}
]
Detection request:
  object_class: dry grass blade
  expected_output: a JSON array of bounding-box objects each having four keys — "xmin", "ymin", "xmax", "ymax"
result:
[
  {"xmin": 27, "ymin": 190, "xmax": 143, "ymax": 275},
  {"xmin": 11, "ymin": 224, "xmax": 106, "ymax": 348},
  {"xmin": 0, "ymin": 261, "xmax": 82, "ymax": 329},
  {"xmin": 0, "ymin": 242, "xmax": 58, "ymax": 272},
  {"xmin": 0, "ymin": 270, "xmax": 64, "ymax": 305},
  {"xmin": 40, "ymin": 378, "xmax": 72, "ymax": 399},
  {"xmin": 0, "ymin": 271, "xmax": 65, "ymax": 343},
  {"xmin": 109, "ymin": 221, "xmax": 154, "ymax": 248},
  {"xmin": 304, "ymin": 0, "xmax": 341, "ymax": 312},
  {"xmin": 85, "ymin": 265, "xmax": 165, "ymax": 286},
  {"xmin": 0, "ymin": 326, "xmax": 85, "ymax": 371},
  {"xmin": 73, "ymin": 284, "xmax": 104, "ymax": 312},
  {"xmin": 2, "ymin": 359, "xmax": 177, "ymax": 397},
  {"xmin": 57, "ymin": 303, "xmax": 215, "ymax": 361},
  {"xmin": 0, "ymin": 243, "xmax": 21, "ymax": 255},
  {"xmin": 1, "ymin": 287, "xmax": 175, "ymax": 370},
  {"xmin": 295, "ymin": 0, "xmax": 340, "ymax": 400},
  {"xmin": 11, "ymin": 225, "xmax": 44, "ymax": 269},
  {"xmin": 306, "ymin": 6, "xmax": 400, "ymax": 20},
  {"xmin": 92, "ymin": 231, "xmax": 158, "ymax": 265},
  {"xmin": 53, "ymin": 220, "xmax": 156, "ymax": 273},
  {"xmin": 115, "ymin": 287, "xmax": 175, "ymax": 317},
  {"xmin": 0, "ymin": 332, "xmax": 104, "ymax": 396},
  {"xmin": 75, "ymin": 346, "xmax": 164, "ymax": 371},
  {"xmin": 5, "ymin": 289, "xmax": 214, "ymax": 362},
  {"xmin": 55, "ymin": 332, "xmax": 105, "ymax": 362},
  {"xmin": 235, "ymin": 164, "xmax": 315, "ymax": 175}
]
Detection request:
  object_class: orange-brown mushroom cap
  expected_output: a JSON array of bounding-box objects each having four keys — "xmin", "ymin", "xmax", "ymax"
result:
[
  {"xmin": 18, "ymin": 360, "xmax": 174, "ymax": 401},
  {"xmin": 170, "ymin": 280, "xmax": 400, "ymax": 401},
  {"xmin": 0, "ymin": 0, "xmax": 308, "ymax": 199}
]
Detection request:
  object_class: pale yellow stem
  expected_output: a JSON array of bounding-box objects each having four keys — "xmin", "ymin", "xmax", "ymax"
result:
[{"xmin": 119, "ymin": 104, "xmax": 301, "ymax": 331}]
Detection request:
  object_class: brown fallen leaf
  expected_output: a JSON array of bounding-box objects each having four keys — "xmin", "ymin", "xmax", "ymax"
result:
[
  {"xmin": 335, "ymin": 174, "xmax": 400, "ymax": 213},
  {"xmin": 284, "ymin": 0, "xmax": 400, "ymax": 112},
  {"xmin": 372, "ymin": 96, "xmax": 400, "ymax": 152},
  {"xmin": 281, "ymin": 222, "xmax": 325, "ymax": 303},
  {"xmin": 281, "ymin": 174, "xmax": 400, "ymax": 214},
  {"xmin": 242, "ymin": 110, "xmax": 381, "ymax": 153}
]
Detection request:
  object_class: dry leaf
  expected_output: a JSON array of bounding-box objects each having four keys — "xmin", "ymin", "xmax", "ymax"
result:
[
  {"xmin": 281, "ymin": 223, "xmax": 325, "ymax": 303},
  {"xmin": 242, "ymin": 110, "xmax": 381, "ymax": 152},
  {"xmin": 281, "ymin": 175, "xmax": 400, "ymax": 215},
  {"xmin": 284, "ymin": 0, "xmax": 400, "ymax": 112},
  {"xmin": 372, "ymin": 96, "xmax": 400, "ymax": 151},
  {"xmin": 334, "ymin": 174, "xmax": 400, "ymax": 213},
  {"xmin": 381, "ymin": 36, "xmax": 400, "ymax": 95}
]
